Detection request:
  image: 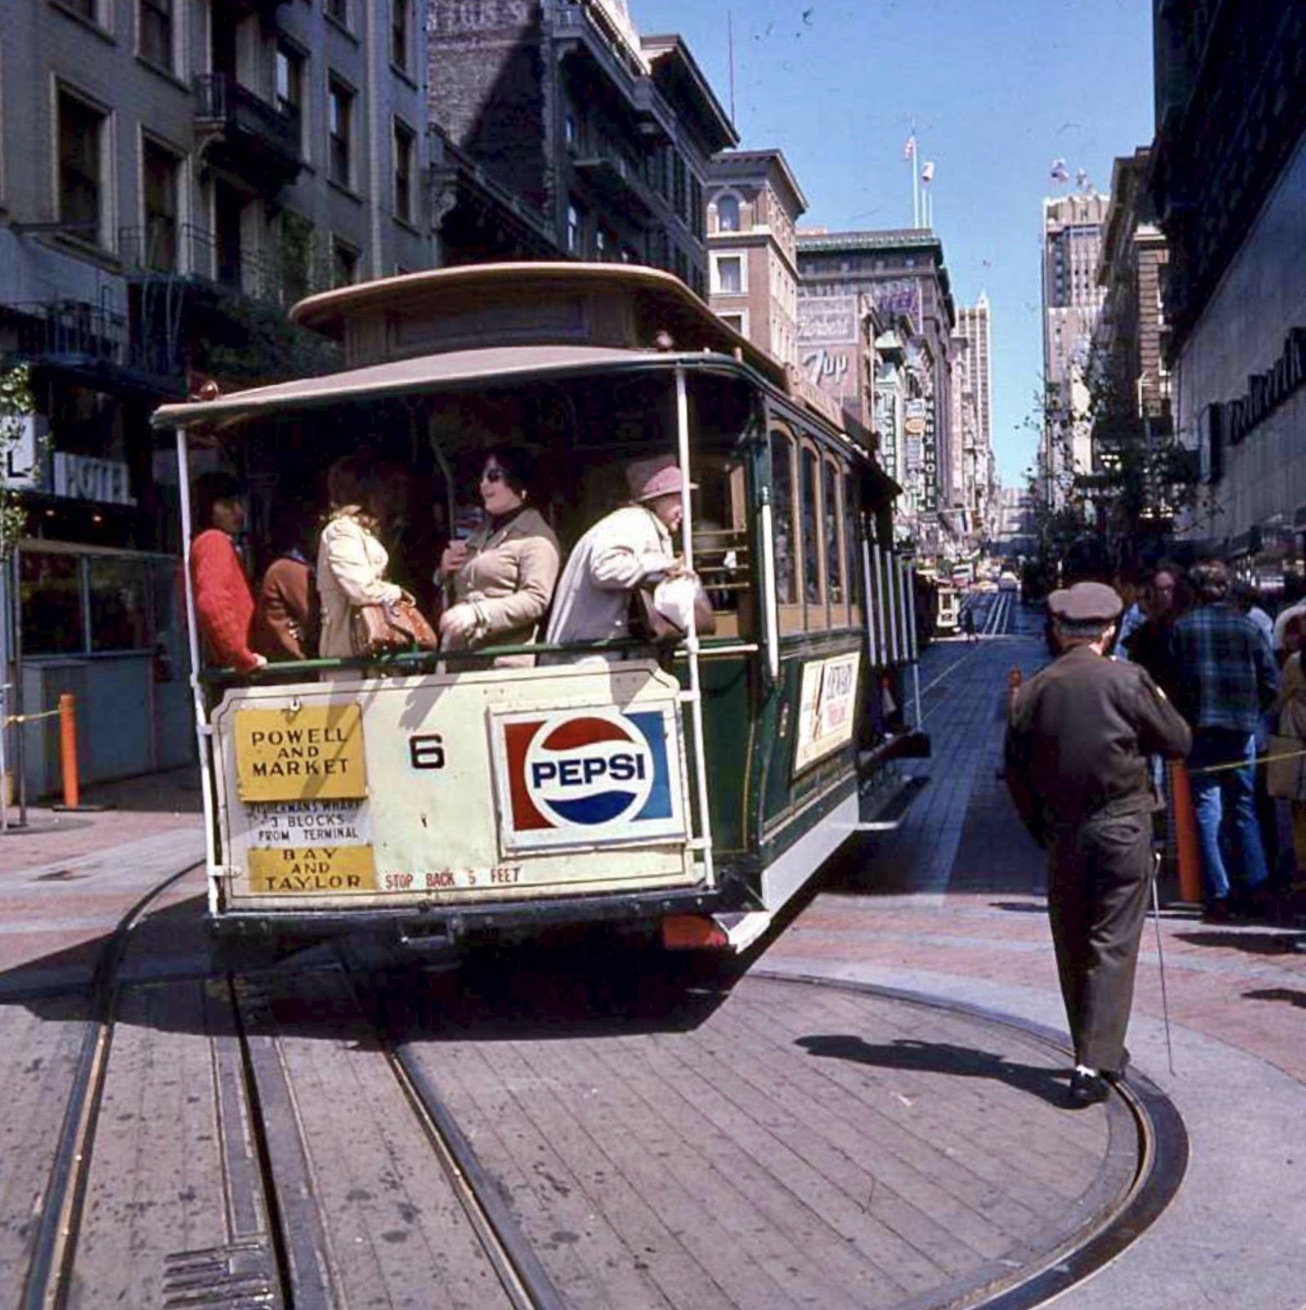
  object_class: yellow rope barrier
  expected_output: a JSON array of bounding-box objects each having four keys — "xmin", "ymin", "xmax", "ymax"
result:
[
  {"xmin": 1190, "ymin": 745, "xmax": 1306, "ymax": 776},
  {"xmin": 3, "ymin": 709, "xmax": 62, "ymax": 726}
]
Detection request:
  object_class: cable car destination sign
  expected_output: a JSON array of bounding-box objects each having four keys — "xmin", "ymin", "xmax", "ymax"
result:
[{"xmin": 213, "ymin": 668, "xmax": 698, "ymax": 904}]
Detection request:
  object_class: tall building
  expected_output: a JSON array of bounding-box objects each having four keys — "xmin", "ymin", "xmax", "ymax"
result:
[
  {"xmin": 1151, "ymin": 1, "xmax": 1306, "ymax": 579},
  {"xmin": 706, "ymin": 149, "xmax": 807, "ymax": 368},
  {"xmin": 1089, "ymin": 148, "xmax": 1172, "ymax": 551},
  {"xmin": 1040, "ymin": 192, "xmax": 1109, "ymax": 508},
  {"xmin": 0, "ymin": 0, "xmax": 423, "ymax": 798},
  {"xmin": 953, "ymin": 294, "xmax": 994, "ymax": 545},
  {"xmin": 955, "ymin": 295, "xmax": 993, "ymax": 460},
  {"xmin": 427, "ymin": 0, "xmax": 737, "ymax": 291},
  {"xmin": 798, "ymin": 229, "xmax": 958, "ymax": 558}
]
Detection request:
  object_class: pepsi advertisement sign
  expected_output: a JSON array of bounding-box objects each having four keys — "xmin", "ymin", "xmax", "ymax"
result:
[{"xmin": 491, "ymin": 705, "xmax": 689, "ymax": 853}]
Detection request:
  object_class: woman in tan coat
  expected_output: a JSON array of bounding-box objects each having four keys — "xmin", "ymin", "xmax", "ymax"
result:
[
  {"xmin": 317, "ymin": 456, "xmax": 407, "ymax": 661},
  {"xmin": 438, "ymin": 445, "xmax": 559, "ymax": 667}
]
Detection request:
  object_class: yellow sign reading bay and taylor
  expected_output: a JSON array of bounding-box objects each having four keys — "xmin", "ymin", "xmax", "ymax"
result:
[
  {"xmin": 247, "ymin": 844, "xmax": 377, "ymax": 894},
  {"xmin": 234, "ymin": 704, "xmax": 367, "ymax": 802}
]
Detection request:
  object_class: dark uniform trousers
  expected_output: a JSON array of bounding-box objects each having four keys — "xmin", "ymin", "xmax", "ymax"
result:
[{"xmin": 1046, "ymin": 810, "xmax": 1152, "ymax": 1074}]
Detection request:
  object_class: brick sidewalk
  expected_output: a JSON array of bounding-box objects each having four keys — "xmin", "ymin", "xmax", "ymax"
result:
[
  {"xmin": 765, "ymin": 628, "xmax": 1306, "ymax": 1309},
  {"xmin": 0, "ymin": 764, "xmax": 203, "ymax": 876}
]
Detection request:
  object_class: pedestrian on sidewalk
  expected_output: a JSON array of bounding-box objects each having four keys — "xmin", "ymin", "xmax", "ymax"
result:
[
  {"xmin": 1169, "ymin": 559, "xmax": 1278, "ymax": 921},
  {"xmin": 1005, "ymin": 582, "xmax": 1191, "ymax": 1106}
]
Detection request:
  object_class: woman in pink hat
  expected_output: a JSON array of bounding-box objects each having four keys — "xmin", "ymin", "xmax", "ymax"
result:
[{"xmin": 544, "ymin": 455, "xmax": 688, "ymax": 655}]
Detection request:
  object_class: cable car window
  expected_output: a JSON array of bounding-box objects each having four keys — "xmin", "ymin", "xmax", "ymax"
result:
[
  {"xmin": 801, "ymin": 445, "xmax": 823, "ymax": 627},
  {"xmin": 769, "ymin": 431, "xmax": 797, "ymax": 606},
  {"xmin": 692, "ymin": 455, "xmax": 752, "ymax": 638},
  {"xmin": 822, "ymin": 456, "xmax": 845, "ymax": 623},
  {"xmin": 844, "ymin": 472, "xmax": 862, "ymax": 626}
]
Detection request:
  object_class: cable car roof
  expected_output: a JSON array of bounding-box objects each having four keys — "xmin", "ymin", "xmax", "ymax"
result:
[{"xmin": 151, "ymin": 343, "xmax": 748, "ymax": 434}]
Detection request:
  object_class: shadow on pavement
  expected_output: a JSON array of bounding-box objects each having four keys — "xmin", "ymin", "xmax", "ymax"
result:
[
  {"xmin": 795, "ymin": 1033, "xmax": 1071, "ymax": 1109},
  {"xmin": 1243, "ymin": 987, "xmax": 1306, "ymax": 1008},
  {"xmin": 0, "ymin": 898, "xmax": 739, "ymax": 1044},
  {"xmin": 1174, "ymin": 929, "xmax": 1304, "ymax": 955}
]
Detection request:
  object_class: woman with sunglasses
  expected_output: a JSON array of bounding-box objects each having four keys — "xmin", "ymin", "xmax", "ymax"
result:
[{"xmin": 437, "ymin": 444, "xmax": 559, "ymax": 666}]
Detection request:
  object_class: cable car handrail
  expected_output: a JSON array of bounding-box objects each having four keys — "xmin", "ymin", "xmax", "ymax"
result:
[{"xmin": 192, "ymin": 636, "xmax": 727, "ymax": 684}]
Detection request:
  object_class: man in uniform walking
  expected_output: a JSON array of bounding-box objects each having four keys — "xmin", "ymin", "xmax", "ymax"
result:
[{"xmin": 1005, "ymin": 583, "xmax": 1191, "ymax": 1105}]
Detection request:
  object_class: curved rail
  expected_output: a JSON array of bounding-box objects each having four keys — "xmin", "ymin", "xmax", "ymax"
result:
[
  {"xmin": 19, "ymin": 864, "xmax": 201, "ymax": 1310},
  {"xmin": 751, "ymin": 970, "xmax": 1189, "ymax": 1310}
]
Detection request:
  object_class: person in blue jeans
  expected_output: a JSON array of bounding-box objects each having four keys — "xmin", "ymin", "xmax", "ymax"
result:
[{"xmin": 1170, "ymin": 560, "xmax": 1279, "ymax": 920}]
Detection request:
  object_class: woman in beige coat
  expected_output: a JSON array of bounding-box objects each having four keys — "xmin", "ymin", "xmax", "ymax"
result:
[
  {"xmin": 438, "ymin": 445, "xmax": 559, "ymax": 667},
  {"xmin": 317, "ymin": 456, "xmax": 407, "ymax": 660}
]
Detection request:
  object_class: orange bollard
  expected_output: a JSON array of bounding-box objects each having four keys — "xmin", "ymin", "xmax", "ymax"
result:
[
  {"xmin": 1168, "ymin": 758, "xmax": 1204, "ymax": 904},
  {"xmin": 58, "ymin": 692, "xmax": 80, "ymax": 809}
]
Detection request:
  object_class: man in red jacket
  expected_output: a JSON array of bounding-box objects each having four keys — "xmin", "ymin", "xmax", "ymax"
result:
[{"xmin": 190, "ymin": 471, "xmax": 265, "ymax": 673}]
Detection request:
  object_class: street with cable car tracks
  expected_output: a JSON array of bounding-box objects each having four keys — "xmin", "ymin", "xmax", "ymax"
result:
[
  {"xmin": 2, "ymin": 820, "xmax": 1193, "ymax": 1309},
  {"xmin": 5, "ymin": 602, "xmax": 1305, "ymax": 1309}
]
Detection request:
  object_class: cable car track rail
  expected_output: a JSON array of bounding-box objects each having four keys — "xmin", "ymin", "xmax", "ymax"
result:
[{"xmin": 19, "ymin": 864, "xmax": 203, "ymax": 1310}]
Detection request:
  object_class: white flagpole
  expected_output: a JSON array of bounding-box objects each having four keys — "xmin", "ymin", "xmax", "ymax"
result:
[{"xmin": 911, "ymin": 139, "xmax": 920, "ymax": 228}]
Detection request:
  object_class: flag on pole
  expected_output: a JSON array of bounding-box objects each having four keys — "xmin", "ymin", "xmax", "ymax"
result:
[
  {"xmin": 903, "ymin": 134, "xmax": 917, "ymax": 161},
  {"xmin": 920, "ymin": 161, "xmax": 935, "ymax": 184}
]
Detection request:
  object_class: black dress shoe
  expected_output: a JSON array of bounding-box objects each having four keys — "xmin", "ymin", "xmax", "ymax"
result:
[{"xmin": 1068, "ymin": 1069, "xmax": 1110, "ymax": 1106}]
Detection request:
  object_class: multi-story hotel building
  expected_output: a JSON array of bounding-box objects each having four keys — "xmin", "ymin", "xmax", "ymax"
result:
[{"xmin": 0, "ymin": 0, "xmax": 429, "ymax": 797}]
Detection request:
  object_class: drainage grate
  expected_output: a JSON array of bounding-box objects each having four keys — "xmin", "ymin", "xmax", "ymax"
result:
[{"xmin": 163, "ymin": 1239, "xmax": 279, "ymax": 1307}]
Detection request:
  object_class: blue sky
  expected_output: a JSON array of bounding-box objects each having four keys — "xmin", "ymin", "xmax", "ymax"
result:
[{"xmin": 631, "ymin": 0, "xmax": 1155, "ymax": 484}]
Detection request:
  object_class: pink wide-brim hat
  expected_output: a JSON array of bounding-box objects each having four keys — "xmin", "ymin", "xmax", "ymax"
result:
[{"xmin": 627, "ymin": 455, "xmax": 696, "ymax": 502}]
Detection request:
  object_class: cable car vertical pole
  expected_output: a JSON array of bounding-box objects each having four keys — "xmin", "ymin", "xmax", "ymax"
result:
[
  {"xmin": 674, "ymin": 366, "xmax": 714, "ymax": 888},
  {"xmin": 905, "ymin": 561, "xmax": 923, "ymax": 726},
  {"xmin": 176, "ymin": 428, "xmax": 220, "ymax": 910}
]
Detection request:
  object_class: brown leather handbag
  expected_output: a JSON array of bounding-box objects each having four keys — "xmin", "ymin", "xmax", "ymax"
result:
[{"xmin": 350, "ymin": 595, "xmax": 439, "ymax": 657}]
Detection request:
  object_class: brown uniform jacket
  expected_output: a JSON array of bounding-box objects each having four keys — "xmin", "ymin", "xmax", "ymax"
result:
[{"xmin": 1005, "ymin": 645, "xmax": 1192, "ymax": 845}]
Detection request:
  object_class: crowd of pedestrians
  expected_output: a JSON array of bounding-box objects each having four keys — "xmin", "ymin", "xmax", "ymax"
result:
[{"xmin": 1112, "ymin": 558, "xmax": 1304, "ymax": 923}]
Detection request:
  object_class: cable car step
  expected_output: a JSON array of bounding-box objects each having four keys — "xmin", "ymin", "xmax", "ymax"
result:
[
  {"xmin": 662, "ymin": 910, "xmax": 772, "ymax": 952},
  {"xmin": 855, "ymin": 774, "xmax": 928, "ymax": 831}
]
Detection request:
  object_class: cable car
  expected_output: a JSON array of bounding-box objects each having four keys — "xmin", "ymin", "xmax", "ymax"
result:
[{"xmin": 154, "ymin": 264, "xmax": 927, "ymax": 957}]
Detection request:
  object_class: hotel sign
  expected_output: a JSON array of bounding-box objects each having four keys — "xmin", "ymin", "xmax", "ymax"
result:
[
  {"xmin": 53, "ymin": 452, "xmax": 135, "ymax": 505},
  {"xmin": 1223, "ymin": 326, "xmax": 1306, "ymax": 448}
]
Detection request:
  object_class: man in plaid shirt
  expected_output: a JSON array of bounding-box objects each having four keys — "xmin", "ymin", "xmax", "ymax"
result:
[{"xmin": 1170, "ymin": 559, "xmax": 1278, "ymax": 919}]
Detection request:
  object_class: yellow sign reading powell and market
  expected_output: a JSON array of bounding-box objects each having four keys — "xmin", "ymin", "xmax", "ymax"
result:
[
  {"xmin": 247, "ymin": 844, "xmax": 377, "ymax": 894},
  {"xmin": 234, "ymin": 704, "xmax": 368, "ymax": 802}
]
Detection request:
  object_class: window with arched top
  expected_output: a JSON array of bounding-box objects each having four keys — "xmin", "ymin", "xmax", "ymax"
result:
[
  {"xmin": 769, "ymin": 429, "xmax": 799, "ymax": 613},
  {"xmin": 717, "ymin": 194, "xmax": 740, "ymax": 233},
  {"xmin": 800, "ymin": 444, "xmax": 824, "ymax": 627}
]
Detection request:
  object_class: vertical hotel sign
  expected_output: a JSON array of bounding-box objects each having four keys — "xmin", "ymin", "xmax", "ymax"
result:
[{"xmin": 921, "ymin": 394, "xmax": 938, "ymax": 513}]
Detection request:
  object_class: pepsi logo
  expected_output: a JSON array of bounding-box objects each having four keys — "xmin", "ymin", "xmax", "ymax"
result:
[
  {"xmin": 525, "ymin": 715, "xmax": 653, "ymax": 825},
  {"xmin": 502, "ymin": 709, "xmax": 675, "ymax": 835}
]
